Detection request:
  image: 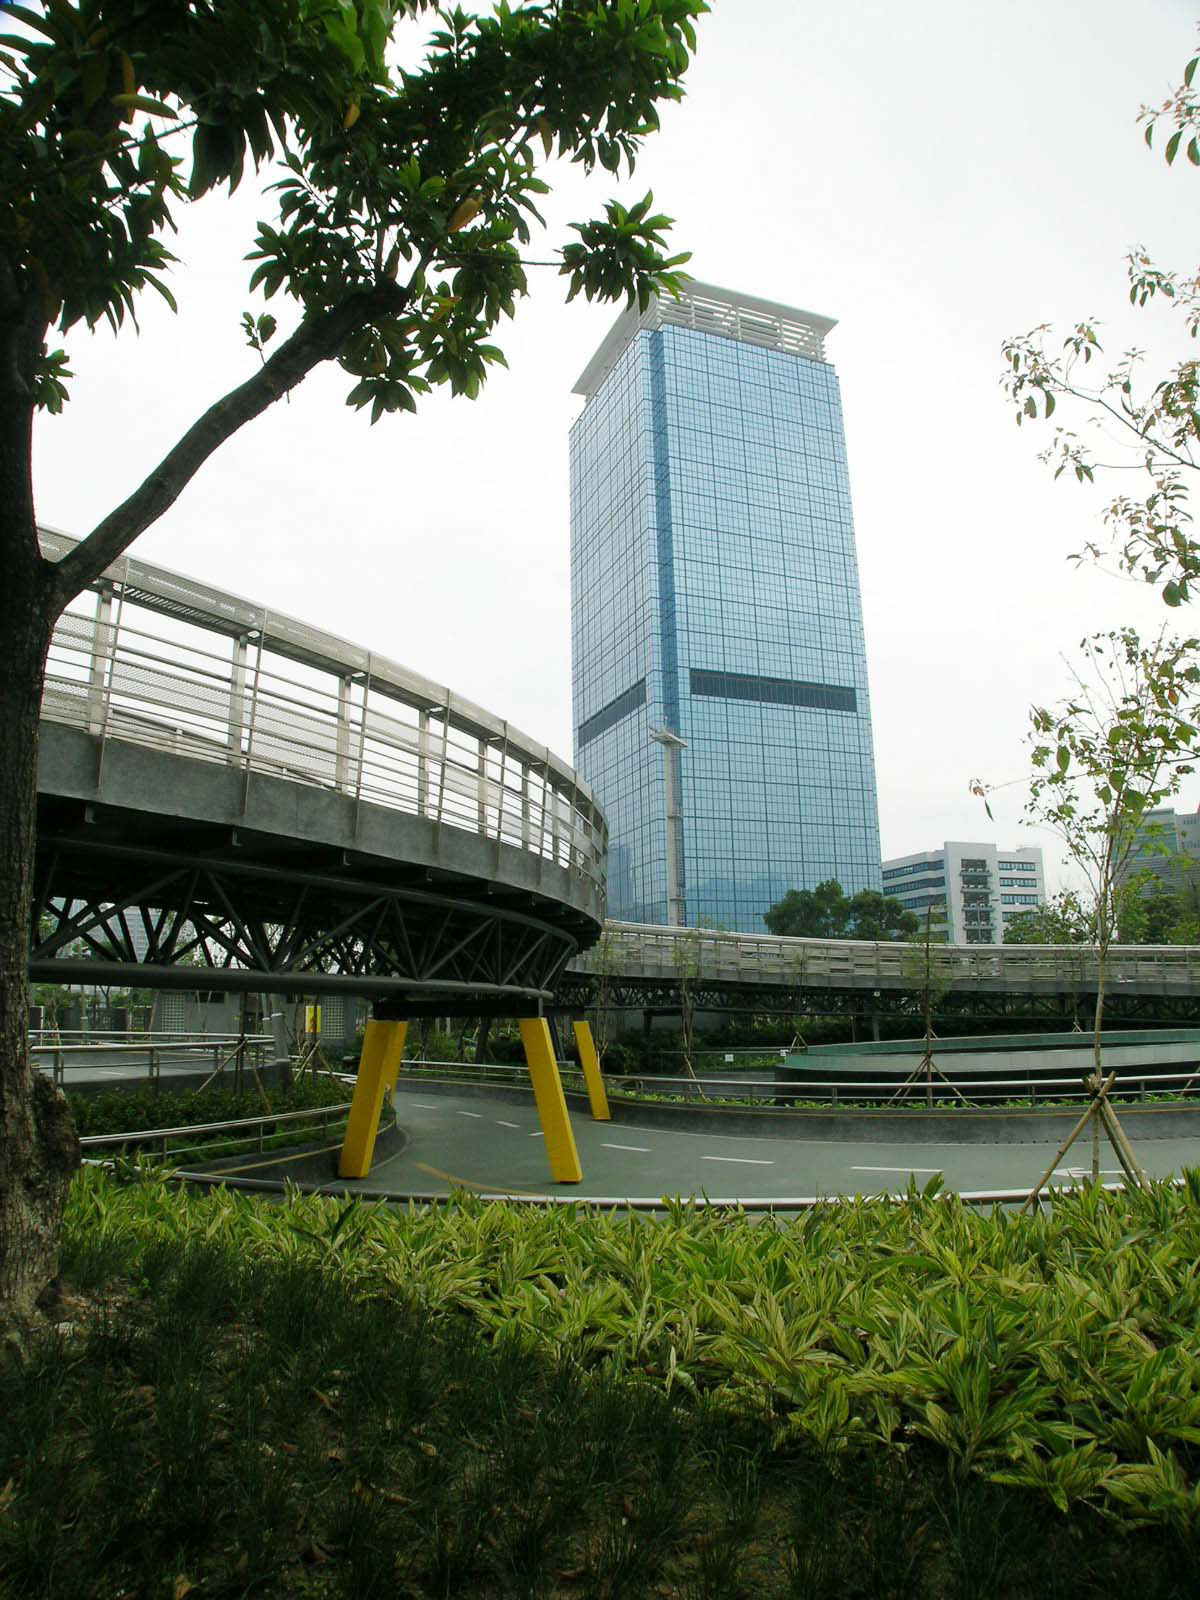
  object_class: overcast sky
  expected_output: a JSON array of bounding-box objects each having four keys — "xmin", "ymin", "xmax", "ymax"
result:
[{"xmin": 32, "ymin": 0, "xmax": 1200, "ymax": 894}]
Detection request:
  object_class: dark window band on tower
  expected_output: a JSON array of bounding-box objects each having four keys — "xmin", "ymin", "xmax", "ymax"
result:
[
  {"xmin": 690, "ymin": 668, "xmax": 857, "ymax": 714},
  {"xmin": 577, "ymin": 678, "xmax": 647, "ymax": 747}
]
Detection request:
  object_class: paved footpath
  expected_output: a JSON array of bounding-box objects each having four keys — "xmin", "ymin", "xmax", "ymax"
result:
[{"xmin": 335, "ymin": 1088, "xmax": 1200, "ymax": 1202}]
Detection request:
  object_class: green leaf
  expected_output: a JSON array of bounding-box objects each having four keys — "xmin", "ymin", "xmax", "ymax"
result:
[
  {"xmin": 111, "ymin": 93, "xmax": 176, "ymax": 118},
  {"xmin": 1165, "ymin": 130, "xmax": 1183, "ymax": 165}
]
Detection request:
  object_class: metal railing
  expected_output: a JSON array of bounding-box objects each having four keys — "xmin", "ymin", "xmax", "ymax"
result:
[
  {"xmin": 602, "ymin": 1070, "xmax": 1200, "ymax": 1109},
  {"xmin": 80, "ymin": 1099, "xmax": 353, "ymax": 1163},
  {"xmin": 39, "ymin": 527, "xmax": 606, "ymax": 896},
  {"xmin": 384, "ymin": 1058, "xmax": 1200, "ymax": 1110},
  {"xmin": 32, "ymin": 1033, "xmax": 275, "ymax": 1088},
  {"xmin": 573, "ymin": 921, "xmax": 1200, "ymax": 992}
]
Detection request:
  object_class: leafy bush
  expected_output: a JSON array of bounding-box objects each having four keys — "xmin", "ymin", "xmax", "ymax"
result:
[
  {"xmin": 68, "ymin": 1075, "xmax": 349, "ymax": 1138},
  {"xmin": 4, "ymin": 1169, "xmax": 1197, "ymax": 1596},
  {"xmin": 47, "ymin": 1167, "xmax": 1200, "ymax": 1542}
]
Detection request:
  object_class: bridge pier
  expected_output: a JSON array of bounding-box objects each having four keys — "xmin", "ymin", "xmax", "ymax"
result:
[
  {"xmin": 518, "ymin": 1020, "xmax": 582, "ymax": 1183},
  {"xmin": 339, "ymin": 1020, "xmax": 408, "ymax": 1178},
  {"xmin": 339, "ymin": 1016, "xmax": 603, "ymax": 1186}
]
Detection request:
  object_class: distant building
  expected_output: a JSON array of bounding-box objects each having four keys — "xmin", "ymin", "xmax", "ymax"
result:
[
  {"xmin": 569, "ymin": 280, "xmax": 881, "ymax": 932},
  {"xmin": 881, "ymin": 842, "xmax": 1045, "ymax": 944},
  {"xmin": 1118, "ymin": 805, "xmax": 1200, "ymax": 899}
]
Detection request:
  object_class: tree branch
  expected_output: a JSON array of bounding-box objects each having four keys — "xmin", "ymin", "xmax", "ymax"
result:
[{"xmin": 45, "ymin": 279, "xmax": 411, "ymax": 608}]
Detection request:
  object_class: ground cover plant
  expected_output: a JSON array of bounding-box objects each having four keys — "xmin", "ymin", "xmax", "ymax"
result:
[{"xmin": 3, "ymin": 1171, "xmax": 1200, "ymax": 1597}]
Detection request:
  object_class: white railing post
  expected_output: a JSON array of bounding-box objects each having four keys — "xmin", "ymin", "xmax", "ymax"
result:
[
  {"xmin": 228, "ymin": 633, "xmax": 249, "ymax": 757},
  {"xmin": 417, "ymin": 708, "xmax": 431, "ymax": 818},
  {"xmin": 335, "ymin": 673, "xmax": 353, "ymax": 790},
  {"xmin": 87, "ymin": 581, "xmax": 115, "ymax": 735}
]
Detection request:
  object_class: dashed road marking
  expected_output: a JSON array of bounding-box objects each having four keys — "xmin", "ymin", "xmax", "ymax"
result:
[
  {"xmin": 529, "ymin": 1131, "xmax": 544, "ymax": 1138},
  {"xmin": 602, "ymin": 1143, "xmax": 652, "ymax": 1153},
  {"xmin": 457, "ymin": 1110, "xmax": 483, "ymax": 1119},
  {"xmin": 701, "ymin": 1155, "xmax": 773, "ymax": 1166},
  {"xmin": 852, "ymin": 1166, "xmax": 944, "ymax": 1175},
  {"xmin": 497, "ymin": 1120, "xmax": 520, "ymax": 1129}
]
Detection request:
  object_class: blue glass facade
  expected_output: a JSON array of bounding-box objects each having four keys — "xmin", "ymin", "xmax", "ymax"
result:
[{"xmin": 570, "ymin": 287, "xmax": 882, "ymax": 932}]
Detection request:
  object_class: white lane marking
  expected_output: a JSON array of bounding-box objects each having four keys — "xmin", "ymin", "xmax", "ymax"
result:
[
  {"xmin": 412, "ymin": 1102, "xmax": 439, "ymax": 1109},
  {"xmin": 529, "ymin": 1131, "xmax": 544, "ymax": 1138},
  {"xmin": 602, "ymin": 1143, "xmax": 652, "ymax": 1153},
  {"xmin": 497, "ymin": 1120, "xmax": 520, "ymax": 1129},
  {"xmin": 457, "ymin": 1110, "xmax": 483, "ymax": 1119},
  {"xmin": 701, "ymin": 1155, "xmax": 773, "ymax": 1166},
  {"xmin": 852, "ymin": 1166, "xmax": 944, "ymax": 1174}
]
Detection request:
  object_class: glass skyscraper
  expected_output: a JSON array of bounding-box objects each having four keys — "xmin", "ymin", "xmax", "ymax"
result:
[{"xmin": 569, "ymin": 281, "xmax": 882, "ymax": 932}]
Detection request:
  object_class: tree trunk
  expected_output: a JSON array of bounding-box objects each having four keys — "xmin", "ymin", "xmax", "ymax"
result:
[{"xmin": 0, "ymin": 537, "xmax": 80, "ymax": 1329}]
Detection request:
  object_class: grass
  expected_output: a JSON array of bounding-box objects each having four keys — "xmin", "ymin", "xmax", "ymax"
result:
[{"xmin": 3, "ymin": 1169, "xmax": 1200, "ymax": 1597}]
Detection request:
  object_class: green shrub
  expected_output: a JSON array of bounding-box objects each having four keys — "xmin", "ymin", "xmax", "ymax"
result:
[{"xmin": 68, "ymin": 1075, "xmax": 348, "ymax": 1138}]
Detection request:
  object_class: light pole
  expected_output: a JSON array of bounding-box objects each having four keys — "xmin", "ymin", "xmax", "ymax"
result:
[{"xmin": 649, "ymin": 725, "xmax": 687, "ymax": 926}]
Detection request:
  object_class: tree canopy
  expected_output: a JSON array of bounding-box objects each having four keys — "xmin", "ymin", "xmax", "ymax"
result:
[
  {"xmin": 4, "ymin": 0, "xmax": 705, "ymax": 600},
  {"xmin": 0, "ymin": 0, "xmax": 709, "ymax": 1327},
  {"xmin": 1002, "ymin": 892, "xmax": 1095, "ymax": 946},
  {"xmin": 763, "ymin": 880, "xmax": 919, "ymax": 942}
]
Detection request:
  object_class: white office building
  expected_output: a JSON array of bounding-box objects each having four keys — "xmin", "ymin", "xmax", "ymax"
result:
[{"xmin": 881, "ymin": 842, "xmax": 1045, "ymax": 944}]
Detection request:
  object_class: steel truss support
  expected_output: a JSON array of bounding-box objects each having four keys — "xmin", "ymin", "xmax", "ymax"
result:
[
  {"xmin": 31, "ymin": 836, "xmax": 581, "ymax": 1005},
  {"xmin": 553, "ymin": 978, "xmax": 1200, "ymax": 1028}
]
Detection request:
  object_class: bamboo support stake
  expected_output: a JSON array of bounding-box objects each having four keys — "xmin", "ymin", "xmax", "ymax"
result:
[
  {"xmin": 1020, "ymin": 1074, "xmax": 1117, "ymax": 1216},
  {"xmin": 1097, "ymin": 1094, "xmax": 1149, "ymax": 1187}
]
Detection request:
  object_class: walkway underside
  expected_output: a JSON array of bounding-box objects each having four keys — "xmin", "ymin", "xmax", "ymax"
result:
[{"xmin": 34, "ymin": 790, "xmax": 589, "ymax": 1006}]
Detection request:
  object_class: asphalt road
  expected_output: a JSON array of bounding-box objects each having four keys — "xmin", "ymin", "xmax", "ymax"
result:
[{"xmin": 330, "ymin": 1088, "xmax": 1200, "ymax": 1202}]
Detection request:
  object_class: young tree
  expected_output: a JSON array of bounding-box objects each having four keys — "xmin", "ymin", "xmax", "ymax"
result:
[
  {"xmin": 0, "ymin": 0, "xmax": 707, "ymax": 1325},
  {"xmin": 995, "ymin": 34, "xmax": 1200, "ymax": 1197},
  {"xmin": 1021, "ymin": 628, "xmax": 1196, "ymax": 1184},
  {"xmin": 892, "ymin": 899, "xmax": 963, "ymax": 1108}
]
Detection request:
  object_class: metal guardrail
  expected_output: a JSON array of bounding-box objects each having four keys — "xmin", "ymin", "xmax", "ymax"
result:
[
  {"xmin": 28, "ymin": 1030, "xmax": 271, "ymax": 1047},
  {"xmin": 32, "ymin": 1034, "xmax": 275, "ymax": 1088},
  {"xmin": 387, "ymin": 1058, "xmax": 1200, "ymax": 1109},
  {"xmin": 39, "ymin": 527, "xmax": 605, "ymax": 896},
  {"xmin": 602, "ymin": 1070, "xmax": 1200, "ymax": 1108},
  {"xmin": 80, "ymin": 1099, "xmax": 353, "ymax": 1162},
  {"xmin": 574, "ymin": 921, "xmax": 1200, "ymax": 993}
]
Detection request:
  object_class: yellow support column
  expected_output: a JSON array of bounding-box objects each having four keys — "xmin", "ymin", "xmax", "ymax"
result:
[
  {"xmin": 519, "ymin": 1018, "xmax": 582, "ymax": 1184},
  {"xmin": 572, "ymin": 1021, "xmax": 611, "ymax": 1121},
  {"xmin": 338, "ymin": 1019, "xmax": 408, "ymax": 1178}
]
